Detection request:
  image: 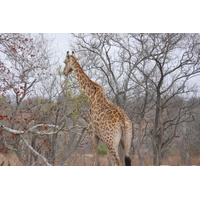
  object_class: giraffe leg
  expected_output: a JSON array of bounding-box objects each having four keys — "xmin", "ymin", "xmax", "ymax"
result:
[
  {"xmin": 88, "ymin": 114, "xmax": 100, "ymax": 166},
  {"xmin": 105, "ymin": 139, "xmax": 122, "ymax": 166},
  {"xmin": 107, "ymin": 147, "xmax": 122, "ymax": 166},
  {"xmin": 106, "ymin": 150, "xmax": 112, "ymax": 166},
  {"xmin": 90, "ymin": 135, "xmax": 100, "ymax": 166}
]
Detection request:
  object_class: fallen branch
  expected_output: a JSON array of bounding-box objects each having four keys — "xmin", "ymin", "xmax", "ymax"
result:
[
  {"xmin": 20, "ymin": 135, "xmax": 52, "ymax": 166},
  {"xmin": 0, "ymin": 123, "xmax": 24, "ymax": 135}
]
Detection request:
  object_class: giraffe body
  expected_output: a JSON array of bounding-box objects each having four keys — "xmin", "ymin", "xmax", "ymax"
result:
[{"xmin": 63, "ymin": 52, "xmax": 132, "ymax": 166}]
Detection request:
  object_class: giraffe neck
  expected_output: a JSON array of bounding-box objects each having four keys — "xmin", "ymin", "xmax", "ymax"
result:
[{"xmin": 72, "ymin": 61, "xmax": 99, "ymax": 100}]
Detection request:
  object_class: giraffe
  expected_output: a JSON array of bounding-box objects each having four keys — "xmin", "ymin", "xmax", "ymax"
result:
[{"xmin": 63, "ymin": 51, "xmax": 132, "ymax": 166}]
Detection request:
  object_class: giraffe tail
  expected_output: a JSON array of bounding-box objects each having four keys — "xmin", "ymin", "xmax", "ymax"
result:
[
  {"xmin": 121, "ymin": 122, "xmax": 132, "ymax": 166},
  {"xmin": 125, "ymin": 156, "xmax": 131, "ymax": 166}
]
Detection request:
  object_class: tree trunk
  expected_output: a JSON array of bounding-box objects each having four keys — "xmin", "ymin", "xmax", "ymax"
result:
[
  {"xmin": 152, "ymin": 101, "xmax": 160, "ymax": 166},
  {"xmin": 158, "ymin": 107, "xmax": 164, "ymax": 165}
]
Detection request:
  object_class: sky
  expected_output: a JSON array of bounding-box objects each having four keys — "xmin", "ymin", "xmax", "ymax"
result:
[
  {"xmin": 45, "ymin": 33, "xmax": 71, "ymax": 58},
  {"xmin": 49, "ymin": 33, "xmax": 200, "ymax": 94}
]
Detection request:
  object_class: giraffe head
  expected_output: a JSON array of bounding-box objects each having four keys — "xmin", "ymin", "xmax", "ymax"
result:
[{"xmin": 63, "ymin": 51, "xmax": 77, "ymax": 76}]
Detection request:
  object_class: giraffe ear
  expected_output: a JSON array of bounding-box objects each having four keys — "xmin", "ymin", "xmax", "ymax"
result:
[{"xmin": 72, "ymin": 51, "xmax": 81, "ymax": 60}]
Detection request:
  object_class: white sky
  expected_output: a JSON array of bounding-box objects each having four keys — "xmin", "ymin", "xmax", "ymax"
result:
[{"xmin": 45, "ymin": 33, "xmax": 71, "ymax": 57}]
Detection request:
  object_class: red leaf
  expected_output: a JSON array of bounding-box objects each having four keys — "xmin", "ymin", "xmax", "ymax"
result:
[
  {"xmin": 23, "ymin": 126, "xmax": 28, "ymax": 131},
  {"xmin": 3, "ymin": 115, "xmax": 8, "ymax": 119},
  {"xmin": 0, "ymin": 113, "xmax": 3, "ymax": 120},
  {"xmin": 44, "ymin": 125, "xmax": 48, "ymax": 131},
  {"xmin": 15, "ymin": 120, "xmax": 20, "ymax": 124}
]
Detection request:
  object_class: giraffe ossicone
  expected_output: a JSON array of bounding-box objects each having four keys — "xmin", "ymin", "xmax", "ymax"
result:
[{"xmin": 63, "ymin": 51, "xmax": 133, "ymax": 166}]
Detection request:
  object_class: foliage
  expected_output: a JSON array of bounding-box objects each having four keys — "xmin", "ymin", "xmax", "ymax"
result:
[
  {"xmin": 188, "ymin": 141, "xmax": 200, "ymax": 156},
  {"xmin": 98, "ymin": 144, "xmax": 107, "ymax": 155}
]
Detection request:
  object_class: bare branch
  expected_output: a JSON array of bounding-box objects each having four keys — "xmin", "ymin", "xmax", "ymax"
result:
[
  {"xmin": 0, "ymin": 123, "xmax": 24, "ymax": 135},
  {"xmin": 20, "ymin": 135, "xmax": 52, "ymax": 166}
]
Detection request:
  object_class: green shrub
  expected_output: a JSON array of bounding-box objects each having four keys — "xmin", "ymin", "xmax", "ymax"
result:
[
  {"xmin": 98, "ymin": 144, "xmax": 107, "ymax": 155},
  {"xmin": 188, "ymin": 141, "xmax": 200, "ymax": 156},
  {"xmin": 165, "ymin": 148, "xmax": 176, "ymax": 156},
  {"xmin": 188, "ymin": 146, "xmax": 200, "ymax": 155}
]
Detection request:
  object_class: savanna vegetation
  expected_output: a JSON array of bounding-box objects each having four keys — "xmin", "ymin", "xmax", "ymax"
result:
[{"xmin": 0, "ymin": 33, "xmax": 200, "ymax": 166}]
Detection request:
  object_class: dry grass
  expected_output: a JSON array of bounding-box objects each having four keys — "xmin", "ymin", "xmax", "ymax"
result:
[
  {"xmin": 130, "ymin": 155, "xmax": 200, "ymax": 166},
  {"xmin": 0, "ymin": 152, "xmax": 199, "ymax": 166},
  {"xmin": 0, "ymin": 153, "xmax": 22, "ymax": 166}
]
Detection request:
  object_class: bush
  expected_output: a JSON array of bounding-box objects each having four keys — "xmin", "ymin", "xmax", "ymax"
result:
[
  {"xmin": 98, "ymin": 144, "xmax": 107, "ymax": 155},
  {"xmin": 187, "ymin": 140, "xmax": 200, "ymax": 156},
  {"xmin": 165, "ymin": 148, "xmax": 176, "ymax": 156}
]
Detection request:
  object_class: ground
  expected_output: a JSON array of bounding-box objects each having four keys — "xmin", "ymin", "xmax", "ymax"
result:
[{"xmin": 0, "ymin": 153, "xmax": 200, "ymax": 166}]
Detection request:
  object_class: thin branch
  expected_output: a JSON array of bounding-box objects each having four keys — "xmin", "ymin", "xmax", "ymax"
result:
[
  {"xmin": 0, "ymin": 123, "xmax": 24, "ymax": 135},
  {"xmin": 20, "ymin": 135, "xmax": 52, "ymax": 166},
  {"xmin": 0, "ymin": 122, "xmax": 85, "ymax": 136}
]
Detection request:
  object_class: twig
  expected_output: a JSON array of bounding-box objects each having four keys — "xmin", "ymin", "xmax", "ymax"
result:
[
  {"xmin": 0, "ymin": 122, "xmax": 86, "ymax": 136},
  {"xmin": 20, "ymin": 135, "xmax": 52, "ymax": 166},
  {"xmin": 0, "ymin": 123, "xmax": 24, "ymax": 135}
]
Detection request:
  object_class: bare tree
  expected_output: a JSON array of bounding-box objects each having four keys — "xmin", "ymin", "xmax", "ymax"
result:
[{"xmin": 69, "ymin": 33, "xmax": 200, "ymax": 165}]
